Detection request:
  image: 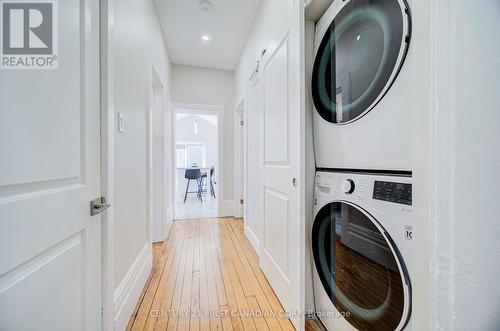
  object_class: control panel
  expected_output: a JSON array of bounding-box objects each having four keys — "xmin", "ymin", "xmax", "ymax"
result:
[
  {"xmin": 315, "ymin": 171, "xmax": 412, "ymax": 207},
  {"xmin": 373, "ymin": 181, "xmax": 412, "ymax": 206}
]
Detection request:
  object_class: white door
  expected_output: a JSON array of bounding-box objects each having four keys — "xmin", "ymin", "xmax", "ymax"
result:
[
  {"xmin": 0, "ymin": 0, "xmax": 103, "ymax": 330},
  {"xmin": 259, "ymin": 1, "xmax": 303, "ymax": 329}
]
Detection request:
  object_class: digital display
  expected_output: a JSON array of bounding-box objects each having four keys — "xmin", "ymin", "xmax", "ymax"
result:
[{"xmin": 373, "ymin": 181, "xmax": 412, "ymax": 205}]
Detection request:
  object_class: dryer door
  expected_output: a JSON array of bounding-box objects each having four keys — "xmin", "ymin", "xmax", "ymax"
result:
[
  {"xmin": 312, "ymin": 201, "xmax": 411, "ymax": 331},
  {"xmin": 312, "ymin": 0, "xmax": 411, "ymax": 124}
]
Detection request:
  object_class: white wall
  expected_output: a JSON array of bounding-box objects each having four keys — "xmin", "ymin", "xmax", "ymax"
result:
[
  {"xmin": 234, "ymin": 0, "xmax": 288, "ymax": 101},
  {"xmin": 171, "ymin": 64, "xmax": 235, "ymax": 213},
  {"xmin": 111, "ymin": 0, "xmax": 172, "ymax": 328},
  {"xmin": 412, "ymin": 0, "xmax": 500, "ymax": 330}
]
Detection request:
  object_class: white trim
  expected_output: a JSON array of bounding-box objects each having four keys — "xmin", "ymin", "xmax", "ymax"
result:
[
  {"xmin": 171, "ymin": 103, "xmax": 225, "ymax": 218},
  {"xmin": 219, "ymin": 199, "xmax": 235, "ymax": 217},
  {"xmin": 147, "ymin": 63, "xmax": 164, "ymax": 244},
  {"xmin": 173, "ymin": 102, "xmax": 223, "ymax": 112},
  {"xmin": 100, "ymin": 0, "xmax": 115, "ymax": 329},
  {"xmin": 244, "ymin": 225, "xmax": 260, "ymax": 253},
  {"xmin": 146, "ymin": 57, "xmax": 153, "ymax": 246},
  {"xmin": 233, "ymin": 98, "xmax": 245, "ymax": 218},
  {"xmin": 166, "ymin": 206, "xmax": 174, "ymax": 221},
  {"xmin": 165, "ymin": 206, "xmax": 174, "ymax": 238},
  {"xmin": 113, "ymin": 244, "xmax": 152, "ymax": 331}
]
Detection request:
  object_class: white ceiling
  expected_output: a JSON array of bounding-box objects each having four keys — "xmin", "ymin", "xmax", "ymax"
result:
[{"xmin": 155, "ymin": 0, "xmax": 262, "ymax": 70}]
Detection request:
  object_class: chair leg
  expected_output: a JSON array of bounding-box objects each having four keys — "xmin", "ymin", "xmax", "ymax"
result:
[
  {"xmin": 210, "ymin": 178, "xmax": 216, "ymax": 198},
  {"xmin": 198, "ymin": 178, "xmax": 204, "ymax": 202},
  {"xmin": 184, "ymin": 179, "xmax": 190, "ymax": 203}
]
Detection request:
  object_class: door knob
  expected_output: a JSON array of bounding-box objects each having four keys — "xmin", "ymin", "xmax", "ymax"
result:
[{"xmin": 90, "ymin": 197, "xmax": 111, "ymax": 216}]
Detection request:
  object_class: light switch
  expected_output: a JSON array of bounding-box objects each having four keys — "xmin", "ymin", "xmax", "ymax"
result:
[{"xmin": 117, "ymin": 112, "xmax": 124, "ymax": 133}]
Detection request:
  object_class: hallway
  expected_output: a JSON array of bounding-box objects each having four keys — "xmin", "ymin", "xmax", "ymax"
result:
[{"xmin": 126, "ymin": 218, "xmax": 295, "ymax": 331}]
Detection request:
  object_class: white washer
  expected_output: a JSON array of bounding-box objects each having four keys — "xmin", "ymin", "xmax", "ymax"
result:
[
  {"xmin": 312, "ymin": 0, "xmax": 412, "ymax": 171},
  {"xmin": 311, "ymin": 171, "xmax": 412, "ymax": 330}
]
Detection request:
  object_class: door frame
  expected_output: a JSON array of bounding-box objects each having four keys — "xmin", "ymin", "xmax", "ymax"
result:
[
  {"xmin": 233, "ymin": 98, "xmax": 245, "ymax": 218},
  {"xmin": 171, "ymin": 103, "xmax": 224, "ymax": 219},
  {"xmin": 100, "ymin": 0, "xmax": 115, "ymax": 329},
  {"xmin": 147, "ymin": 65, "xmax": 168, "ymax": 243}
]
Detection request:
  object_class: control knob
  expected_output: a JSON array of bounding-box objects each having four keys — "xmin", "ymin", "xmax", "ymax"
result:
[{"xmin": 342, "ymin": 179, "xmax": 355, "ymax": 194}]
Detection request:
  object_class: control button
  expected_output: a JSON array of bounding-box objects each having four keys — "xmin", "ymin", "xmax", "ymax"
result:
[{"xmin": 342, "ymin": 179, "xmax": 355, "ymax": 194}]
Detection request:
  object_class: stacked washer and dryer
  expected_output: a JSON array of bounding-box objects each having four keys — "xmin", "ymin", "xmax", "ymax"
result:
[{"xmin": 308, "ymin": 0, "xmax": 414, "ymax": 330}]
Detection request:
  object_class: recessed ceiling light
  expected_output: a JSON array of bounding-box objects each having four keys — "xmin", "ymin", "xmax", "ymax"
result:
[
  {"xmin": 199, "ymin": 0, "xmax": 213, "ymax": 13},
  {"xmin": 201, "ymin": 33, "xmax": 212, "ymax": 43}
]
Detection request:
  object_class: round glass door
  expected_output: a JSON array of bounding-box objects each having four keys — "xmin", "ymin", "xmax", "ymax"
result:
[
  {"xmin": 312, "ymin": 0, "xmax": 411, "ymax": 124},
  {"xmin": 312, "ymin": 201, "xmax": 410, "ymax": 330}
]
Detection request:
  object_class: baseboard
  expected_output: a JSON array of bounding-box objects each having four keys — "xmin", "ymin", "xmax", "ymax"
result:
[
  {"xmin": 233, "ymin": 201, "xmax": 243, "ymax": 218},
  {"xmin": 218, "ymin": 199, "xmax": 235, "ymax": 217},
  {"xmin": 164, "ymin": 206, "xmax": 174, "ymax": 238},
  {"xmin": 244, "ymin": 224, "xmax": 260, "ymax": 253},
  {"xmin": 166, "ymin": 205, "xmax": 174, "ymax": 221},
  {"xmin": 113, "ymin": 243, "xmax": 152, "ymax": 331}
]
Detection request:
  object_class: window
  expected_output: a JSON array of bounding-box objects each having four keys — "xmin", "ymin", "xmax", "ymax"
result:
[{"xmin": 176, "ymin": 143, "xmax": 206, "ymax": 168}]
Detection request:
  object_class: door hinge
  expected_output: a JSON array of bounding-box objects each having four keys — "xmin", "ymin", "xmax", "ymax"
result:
[
  {"xmin": 90, "ymin": 197, "xmax": 111, "ymax": 216},
  {"xmin": 240, "ymin": 199, "xmax": 244, "ymax": 204},
  {"xmin": 100, "ymin": 307, "xmax": 104, "ymax": 316},
  {"xmin": 240, "ymin": 120, "xmax": 244, "ymax": 126}
]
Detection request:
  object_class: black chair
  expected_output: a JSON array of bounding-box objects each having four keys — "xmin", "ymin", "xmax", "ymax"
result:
[
  {"xmin": 183, "ymin": 168, "xmax": 202, "ymax": 203},
  {"xmin": 200, "ymin": 166, "xmax": 216, "ymax": 199}
]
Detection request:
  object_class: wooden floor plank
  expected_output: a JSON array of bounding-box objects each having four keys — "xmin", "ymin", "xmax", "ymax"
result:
[
  {"xmin": 143, "ymin": 229, "xmax": 182, "ymax": 330},
  {"xmin": 190, "ymin": 223, "xmax": 201, "ymax": 331},
  {"xmin": 226, "ymin": 220, "xmax": 294, "ymax": 331},
  {"xmin": 177, "ymin": 232, "xmax": 195, "ymax": 331},
  {"xmin": 213, "ymin": 222, "xmax": 243, "ymax": 331},
  {"xmin": 154, "ymin": 227, "xmax": 189, "ymax": 330},
  {"xmin": 216, "ymin": 220, "xmax": 256, "ymax": 331},
  {"xmin": 128, "ymin": 227, "xmax": 179, "ymax": 331},
  {"xmin": 222, "ymin": 220, "xmax": 283, "ymax": 330},
  {"xmin": 127, "ymin": 218, "xmax": 296, "ymax": 331}
]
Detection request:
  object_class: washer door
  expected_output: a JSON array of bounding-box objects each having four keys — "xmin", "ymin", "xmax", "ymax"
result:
[
  {"xmin": 312, "ymin": 0, "xmax": 411, "ymax": 124},
  {"xmin": 312, "ymin": 201, "xmax": 411, "ymax": 331}
]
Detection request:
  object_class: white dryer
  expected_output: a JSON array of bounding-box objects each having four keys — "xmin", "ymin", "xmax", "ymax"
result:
[
  {"xmin": 311, "ymin": 170, "xmax": 412, "ymax": 330},
  {"xmin": 312, "ymin": 0, "xmax": 412, "ymax": 171}
]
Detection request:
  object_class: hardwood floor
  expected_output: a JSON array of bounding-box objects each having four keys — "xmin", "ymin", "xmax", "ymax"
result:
[{"xmin": 126, "ymin": 217, "xmax": 297, "ymax": 331}]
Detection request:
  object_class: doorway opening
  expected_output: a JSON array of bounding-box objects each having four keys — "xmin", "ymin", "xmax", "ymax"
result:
[{"xmin": 173, "ymin": 107, "xmax": 220, "ymax": 219}]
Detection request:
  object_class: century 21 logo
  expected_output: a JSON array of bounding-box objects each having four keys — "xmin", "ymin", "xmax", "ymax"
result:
[{"xmin": 1, "ymin": 0, "xmax": 58, "ymax": 69}]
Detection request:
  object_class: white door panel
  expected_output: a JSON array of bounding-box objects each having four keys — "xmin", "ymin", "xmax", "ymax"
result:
[
  {"xmin": 259, "ymin": 1, "xmax": 303, "ymax": 328},
  {"xmin": 263, "ymin": 187, "xmax": 289, "ymax": 276},
  {"xmin": 264, "ymin": 38, "xmax": 289, "ymax": 164},
  {"xmin": 0, "ymin": 0, "xmax": 102, "ymax": 329}
]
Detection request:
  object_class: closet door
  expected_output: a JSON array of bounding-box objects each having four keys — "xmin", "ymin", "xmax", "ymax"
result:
[{"xmin": 259, "ymin": 0, "xmax": 304, "ymax": 328}]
